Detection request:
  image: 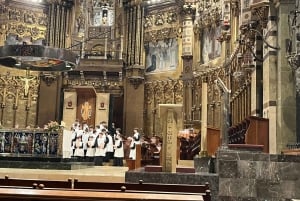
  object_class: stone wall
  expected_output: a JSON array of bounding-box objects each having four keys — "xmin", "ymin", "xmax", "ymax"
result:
[
  {"xmin": 125, "ymin": 169, "xmax": 218, "ymax": 201},
  {"xmin": 218, "ymin": 149, "xmax": 300, "ymax": 200}
]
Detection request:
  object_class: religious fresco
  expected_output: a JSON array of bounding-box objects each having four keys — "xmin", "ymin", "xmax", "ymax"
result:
[
  {"xmin": 34, "ymin": 132, "xmax": 48, "ymax": 154},
  {"xmin": 201, "ymin": 26, "xmax": 221, "ymax": 64},
  {"xmin": 0, "ymin": 131, "xmax": 58, "ymax": 155},
  {"xmin": 13, "ymin": 132, "xmax": 33, "ymax": 154},
  {"xmin": 145, "ymin": 38, "xmax": 178, "ymax": 73},
  {"xmin": 0, "ymin": 131, "xmax": 12, "ymax": 153},
  {"xmin": 48, "ymin": 133, "xmax": 58, "ymax": 155}
]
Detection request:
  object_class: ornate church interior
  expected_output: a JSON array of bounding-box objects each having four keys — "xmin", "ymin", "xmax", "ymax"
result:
[{"xmin": 0, "ymin": 0, "xmax": 300, "ymax": 200}]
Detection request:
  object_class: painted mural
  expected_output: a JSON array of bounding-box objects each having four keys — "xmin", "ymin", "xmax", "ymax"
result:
[
  {"xmin": 201, "ymin": 26, "xmax": 221, "ymax": 64},
  {"xmin": 145, "ymin": 38, "xmax": 178, "ymax": 73}
]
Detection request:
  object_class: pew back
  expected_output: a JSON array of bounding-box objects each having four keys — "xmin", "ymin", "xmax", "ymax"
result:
[
  {"xmin": 0, "ymin": 177, "xmax": 72, "ymax": 189},
  {"xmin": 0, "ymin": 187, "xmax": 205, "ymax": 201},
  {"xmin": 73, "ymin": 180, "xmax": 211, "ymax": 201}
]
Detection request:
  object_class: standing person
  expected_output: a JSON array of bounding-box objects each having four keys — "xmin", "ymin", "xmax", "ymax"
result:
[
  {"xmin": 82, "ymin": 125, "xmax": 90, "ymax": 159},
  {"xmin": 133, "ymin": 128, "xmax": 141, "ymax": 145},
  {"xmin": 109, "ymin": 122, "xmax": 116, "ymax": 137},
  {"xmin": 86, "ymin": 134, "xmax": 95, "ymax": 162},
  {"xmin": 99, "ymin": 121, "xmax": 107, "ymax": 132},
  {"xmin": 74, "ymin": 131, "xmax": 84, "ymax": 159},
  {"xmin": 94, "ymin": 131, "xmax": 106, "ymax": 166},
  {"xmin": 128, "ymin": 136, "xmax": 136, "ymax": 160},
  {"xmin": 70, "ymin": 126, "xmax": 78, "ymax": 157},
  {"xmin": 104, "ymin": 131, "xmax": 114, "ymax": 162},
  {"xmin": 113, "ymin": 128, "xmax": 124, "ymax": 166}
]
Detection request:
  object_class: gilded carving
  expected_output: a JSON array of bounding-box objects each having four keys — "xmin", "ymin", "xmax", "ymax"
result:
[
  {"xmin": 155, "ymin": 14, "xmax": 164, "ymax": 26},
  {"xmin": 0, "ymin": 70, "xmax": 39, "ymax": 128},
  {"xmin": 164, "ymin": 81, "xmax": 174, "ymax": 104},
  {"xmin": 194, "ymin": 0, "xmax": 222, "ymax": 31},
  {"xmin": 143, "ymin": 7, "xmax": 180, "ymax": 43},
  {"xmin": 0, "ymin": 3, "xmax": 47, "ymax": 42},
  {"xmin": 144, "ymin": 16, "xmax": 153, "ymax": 28}
]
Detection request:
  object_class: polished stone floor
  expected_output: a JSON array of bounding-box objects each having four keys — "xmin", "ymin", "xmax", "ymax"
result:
[{"xmin": 0, "ymin": 160, "xmax": 194, "ymax": 183}]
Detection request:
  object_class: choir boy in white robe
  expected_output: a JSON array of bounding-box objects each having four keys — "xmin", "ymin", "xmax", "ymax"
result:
[
  {"xmin": 94, "ymin": 131, "xmax": 106, "ymax": 166},
  {"xmin": 128, "ymin": 137, "xmax": 136, "ymax": 160},
  {"xmin": 74, "ymin": 131, "xmax": 84, "ymax": 159},
  {"xmin": 133, "ymin": 128, "xmax": 141, "ymax": 145},
  {"xmin": 104, "ymin": 131, "xmax": 114, "ymax": 162},
  {"xmin": 86, "ymin": 135, "xmax": 95, "ymax": 162},
  {"xmin": 113, "ymin": 131, "xmax": 124, "ymax": 166},
  {"xmin": 82, "ymin": 125, "xmax": 90, "ymax": 158}
]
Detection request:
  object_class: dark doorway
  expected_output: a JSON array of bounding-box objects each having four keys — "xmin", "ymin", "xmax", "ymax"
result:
[{"xmin": 109, "ymin": 94, "xmax": 124, "ymax": 132}]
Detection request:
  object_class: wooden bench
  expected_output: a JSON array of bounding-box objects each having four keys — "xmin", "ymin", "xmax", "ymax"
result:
[
  {"xmin": 0, "ymin": 187, "xmax": 205, "ymax": 201},
  {"xmin": 73, "ymin": 179, "xmax": 211, "ymax": 201},
  {"xmin": 0, "ymin": 176, "xmax": 72, "ymax": 189}
]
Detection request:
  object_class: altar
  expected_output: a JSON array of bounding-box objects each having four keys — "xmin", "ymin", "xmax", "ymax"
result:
[
  {"xmin": 0, "ymin": 129, "xmax": 68, "ymax": 157},
  {"xmin": 0, "ymin": 129, "xmax": 94, "ymax": 169}
]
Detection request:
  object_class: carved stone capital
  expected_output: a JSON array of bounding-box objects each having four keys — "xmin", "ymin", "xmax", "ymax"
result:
[
  {"xmin": 217, "ymin": 31, "xmax": 231, "ymax": 43},
  {"xmin": 40, "ymin": 72, "xmax": 58, "ymax": 86},
  {"xmin": 182, "ymin": 3, "xmax": 196, "ymax": 18},
  {"xmin": 251, "ymin": 1, "xmax": 270, "ymax": 28},
  {"xmin": 231, "ymin": 0, "xmax": 240, "ymax": 17},
  {"xmin": 126, "ymin": 64, "xmax": 145, "ymax": 89}
]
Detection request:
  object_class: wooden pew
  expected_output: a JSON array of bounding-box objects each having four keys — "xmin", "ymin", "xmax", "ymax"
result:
[
  {"xmin": 244, "ymin": 116, "xmax": 269, "ymax": 153},
  {"xmin": 0, "ymin": 176, "xmax": 72, "ymax": 189},
  {"xmin": 0, "ymin": 187, "xmax": 204, "ymax": 201},
  {"xmin": 73, "ymin": 179, "xmax": 211, "ymax": 201}
]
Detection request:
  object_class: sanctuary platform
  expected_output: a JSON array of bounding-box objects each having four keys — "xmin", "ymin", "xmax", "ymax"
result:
[{"xmin": 0, "ymin": 154, "xmax": 94, "ymax": 170}]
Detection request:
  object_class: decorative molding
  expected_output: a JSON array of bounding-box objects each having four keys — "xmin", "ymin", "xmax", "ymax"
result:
[
  {"xmin": 126, "ymin": 64, "xmax": 145, "ymax": 90},
  {"xmin": 128, "ymin": 76, "xmax": 144, "ymax": 89},
  {"xmin": 231, "ymin": 0, "xmax": 240, "ymax": 17},
  {"xmin": 251, "ymin": 1, "xmax": 270, "ymax": 28},
  {"xmin": 182, "ymin": 2, "xmax": 196, "ymax": 17},
  {"xmin": 40, "ymin": 72, "xmax": 58, "ymax": 86},
  {"xmin": 194, "ymin": 0, "xmax": 222, "ymax": 31}
]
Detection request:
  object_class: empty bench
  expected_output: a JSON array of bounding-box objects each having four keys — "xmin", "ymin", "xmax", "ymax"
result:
[{"xmin": 73, "ymin": 179, "xmax": 211, "ymax": 201}]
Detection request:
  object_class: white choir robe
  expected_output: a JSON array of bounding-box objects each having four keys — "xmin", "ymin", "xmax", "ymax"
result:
[
  {"xmin": 94, "ymin": 137, "xmax": 106, "ymax": 157},
  {"xmin": 106, "ymin": 135, "xmax": 114, "ymax": 153},
  {"xmin": 114, "ymin": 139, "xmax": 124, "ymax": 158},
  {"xmin": 129, "ymin": 140, "xmax": 136, "ymax": 160},
  {"xmin": 82, "ymin": 133, "xmax": 89, "ymax": 151},
  {"xmin": 86, "ymin": 140, "xmax": 95, "ymax": 157},
  {"xmin": 74, "ymin": 141, "xmax": 84, "ymax": 157}
]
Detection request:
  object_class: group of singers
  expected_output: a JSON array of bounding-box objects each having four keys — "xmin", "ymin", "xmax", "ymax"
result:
[{"xmin": 70, "ymin": 121, "xmax": 141, "ymax": 166}]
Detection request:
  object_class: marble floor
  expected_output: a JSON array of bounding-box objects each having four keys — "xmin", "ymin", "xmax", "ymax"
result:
[
  {"xmin": 0, "ymin": 165, "xmax": 129, "ymax": 183},
  {"xmin": 0, "ymin": 160, "xmax": 194, "ymax": 183}
]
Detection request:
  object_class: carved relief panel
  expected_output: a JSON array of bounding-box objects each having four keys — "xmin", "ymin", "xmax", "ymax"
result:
[
  {"xmin": 144, "ymin": 79, "xmax": 183, "ymax": 136},
  {"xmin": 0, "ymin": 2, "xmax": 47, "ymax": 46},
  {"xmin": 0, "ymin": 70, "xmax": 39, "ymax": 128}
]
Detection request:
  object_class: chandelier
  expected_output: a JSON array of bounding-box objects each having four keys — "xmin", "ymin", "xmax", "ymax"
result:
[{"xmin": 0, "ymin": 44, "xmax": 79, "ymax": 71}]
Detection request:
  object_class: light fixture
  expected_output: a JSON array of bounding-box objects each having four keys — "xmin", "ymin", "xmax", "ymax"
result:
[{"xmin": 0, "ymin": 44, "xmax": 79, "ymax": 72}]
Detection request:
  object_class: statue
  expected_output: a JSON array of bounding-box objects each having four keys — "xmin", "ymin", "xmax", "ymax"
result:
[{"xmin": 19, "ymin": 70, "xmax": 36, "ymax": 97}]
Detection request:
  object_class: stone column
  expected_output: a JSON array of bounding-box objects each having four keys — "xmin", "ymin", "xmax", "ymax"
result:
[
  {"xmin": 123, "ymin": 1, "xmax": 145, "ymax": 135},
  {"xmin": 124, "ymin": 65, "xmax": 145, "ymax": 135},
  {"xmin": 181, "ymin": 3, "xmax": 196, "ymax": 125},
  {"xmin": 159, "ymin": 104, "xmax": 183, "ymax": 173},
  {"xmin": 200, "ymin": 78, "xmax": 208, "ymax": 157},
  {"xmin": 265, "ymin": 1, "xmax": 294, "ymax": 153}
]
